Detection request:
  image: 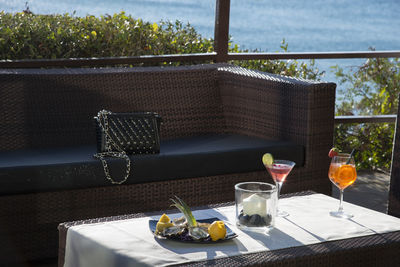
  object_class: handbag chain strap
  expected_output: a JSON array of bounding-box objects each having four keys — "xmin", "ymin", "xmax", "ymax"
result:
[{"xmin": 94, "ymin": 110, "xmax": 131, "ymax": 185}]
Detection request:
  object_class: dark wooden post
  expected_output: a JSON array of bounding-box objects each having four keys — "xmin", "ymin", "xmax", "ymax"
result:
[{"xmin": 214, "ymin": 0, "xmax": 230, "ymax": 63}]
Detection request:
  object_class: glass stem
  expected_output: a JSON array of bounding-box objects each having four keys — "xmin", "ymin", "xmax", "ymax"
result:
[
  {"xmin": 338, "ymin": 189, "xmax": 344, "ymax": 213},
  {"xmin": 276, "ymin": 182, "xmax": 282, "ymax": 210}
]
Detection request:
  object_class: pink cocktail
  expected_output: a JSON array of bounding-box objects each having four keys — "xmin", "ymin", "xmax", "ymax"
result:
[
  {"xmin": 266, "ymin": 163, "xmax": 293, "ymax": 183},
  {"xmin": 264, "ymin": 159, "xmax": 295, "ymax": 217}
]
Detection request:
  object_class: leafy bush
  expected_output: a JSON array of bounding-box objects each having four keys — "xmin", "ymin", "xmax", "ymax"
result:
[
  {"xmin": 0, "ymin": 11, "xmax": 213, "ymax": 60},
  {"xmin": 333, "ymin": 53, "xmax": 400, "ymax": 171}
]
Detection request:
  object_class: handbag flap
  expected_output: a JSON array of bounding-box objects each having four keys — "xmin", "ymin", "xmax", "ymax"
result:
[{"xmin": 95, "ymin": 112, "xmax": 161, "ymax": 154}]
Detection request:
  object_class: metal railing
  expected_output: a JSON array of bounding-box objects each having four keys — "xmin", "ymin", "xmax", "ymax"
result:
[
  {"xmin": 0, "ymin": 0, "xmax": 398, "ymax": 124},
  {"xmin": 0, "ymin": 53, "xmax": 217, "ymax": 68},
  {"xmin": 335, "ymin": 115, "xmax": 396, "ymax": 124}
]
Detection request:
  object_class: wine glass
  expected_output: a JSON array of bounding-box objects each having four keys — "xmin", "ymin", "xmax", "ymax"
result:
[
  {"xmin": 328, "ymin": 153, "xmax": 357, "ymax": 219},
  {"xmin": 264, "ymin": 159, "xmax": 295, "ymax": 217}
]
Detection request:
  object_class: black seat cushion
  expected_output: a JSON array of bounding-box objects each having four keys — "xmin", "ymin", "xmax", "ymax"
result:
[{"xmin": 0, "ymin": 134, "xmax": 304, "ymax": 195}]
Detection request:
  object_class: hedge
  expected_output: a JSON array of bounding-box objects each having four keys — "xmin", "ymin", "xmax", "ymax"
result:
[{"xmin": 0, "ymin": 11, "xmax": 213, "ymax": 60}]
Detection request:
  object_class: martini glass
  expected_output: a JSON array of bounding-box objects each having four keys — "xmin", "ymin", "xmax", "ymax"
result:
[{"xmin": 264, "ymin": 160, "xmax": 295, "ymax": 217}]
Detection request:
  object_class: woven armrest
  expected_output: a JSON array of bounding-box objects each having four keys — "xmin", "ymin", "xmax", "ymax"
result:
[
  {"xmin": 218, "ymin": 65, "xmax": 336, "ymax": 152},
  {"xmin": 218, "ymin": 65, "xmax": 336, "ymax": 194}
]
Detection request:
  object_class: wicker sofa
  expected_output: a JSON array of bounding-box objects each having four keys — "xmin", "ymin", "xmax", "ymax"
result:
[{"xmin": 0, "ymin": 64, "xmax": 336, "ymax": 265}]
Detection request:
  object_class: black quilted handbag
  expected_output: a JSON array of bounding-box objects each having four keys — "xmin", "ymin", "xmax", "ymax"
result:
[{"xmin": 94, "ymin": 110, "xmax": 162, "ymax": 184}]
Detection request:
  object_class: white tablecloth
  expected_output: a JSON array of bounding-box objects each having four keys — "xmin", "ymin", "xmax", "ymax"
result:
[{"xmin": 64, "ymin": 194, "xmax": 400, "ymax": 267}]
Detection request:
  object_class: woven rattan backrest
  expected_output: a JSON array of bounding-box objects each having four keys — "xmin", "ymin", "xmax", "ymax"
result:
[
  {"xmin": 0, "ymin": 65, "xmax": 226, "ymax": 151},
  {"xmin": 389, "ymin": 94, "xmax": 400, "ymax": 217},
  {"xmin": 217, "ymin": 65, "xmax": 335, "ymax": 145}
]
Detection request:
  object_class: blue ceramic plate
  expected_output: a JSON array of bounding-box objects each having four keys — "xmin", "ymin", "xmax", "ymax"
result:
[{"xmin": 149, "ymin": 217, "xmax": 237, "ymax": 243}]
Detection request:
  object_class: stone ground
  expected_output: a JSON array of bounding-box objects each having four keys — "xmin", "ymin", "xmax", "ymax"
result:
[{"xmin": 331, "ymin": 170, "xmax": 390, "ymax": 213}]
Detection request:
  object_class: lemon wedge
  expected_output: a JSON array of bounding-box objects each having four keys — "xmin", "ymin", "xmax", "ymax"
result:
[
  {"xmin": 208, "ymin": 221, "xmax": 226, "ymax": 241},
  {"xmin": 156, "ymin": 213, "xmax": 173, "ymax": 234},
  {"xmin": 159, "ymin": 213, "xmax": 170, "ymax": 223}
]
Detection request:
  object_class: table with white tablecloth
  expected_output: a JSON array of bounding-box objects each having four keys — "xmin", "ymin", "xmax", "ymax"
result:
[{"xmin": 61, "ymin": 193, "xmax": 400, "ymax": 267}]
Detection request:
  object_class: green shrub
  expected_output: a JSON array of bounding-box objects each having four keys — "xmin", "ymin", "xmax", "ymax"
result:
[
  {"xmin": 0, "ymin": 11, "xmax": 213, "ymax": 60},
  {"xmin": 333, "ymin": 54, "xmax": 400, "ymax": 171}
]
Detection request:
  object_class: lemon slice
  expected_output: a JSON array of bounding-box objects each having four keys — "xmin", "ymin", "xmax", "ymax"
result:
[{"xmin": 262, "ymin": 153, "xmax": 274, "ymax": 167}]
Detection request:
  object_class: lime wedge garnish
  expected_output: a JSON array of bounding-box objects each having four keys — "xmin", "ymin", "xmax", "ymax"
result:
[{"xmin": 262, "ymin": 153, "xmax": 274, "ymax": 166}]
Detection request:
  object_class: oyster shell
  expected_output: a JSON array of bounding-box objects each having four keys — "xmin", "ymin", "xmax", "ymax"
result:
[
  {"xmin": 162, "ymin": 226, "xmax": 185, "ymax": 237},
  {"xmin": 188, "ymin": 226, "xmax": 209, "ymax": 241},
  {"xmin": 172, "ymin": 216, "xmax": 187, "ymax": 227}
]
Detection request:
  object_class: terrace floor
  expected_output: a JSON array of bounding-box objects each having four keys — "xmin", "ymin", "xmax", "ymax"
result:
[{"xmin": 331, "ymin": 170, "xmax": 390, "ymax": 213}]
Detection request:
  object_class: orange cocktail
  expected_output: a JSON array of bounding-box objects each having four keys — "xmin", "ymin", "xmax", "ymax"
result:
[
  {"xmin": 328, "ymin": 163, "xmax": 357, "ymax": 190},
  {"xmin": 328, "ymin": 153, "xmax": 357, "ymax": 219}
]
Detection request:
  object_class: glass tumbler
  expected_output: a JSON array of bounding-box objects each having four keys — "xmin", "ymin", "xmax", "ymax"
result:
[{"xmin": 235, "ymin": 182, "xmax": 277, "ymax": 231}]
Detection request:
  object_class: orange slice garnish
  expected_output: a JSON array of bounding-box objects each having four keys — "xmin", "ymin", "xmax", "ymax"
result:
[{"xmin": 336, "ymin": 164, "xmax": 357, "ymax": 185}]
